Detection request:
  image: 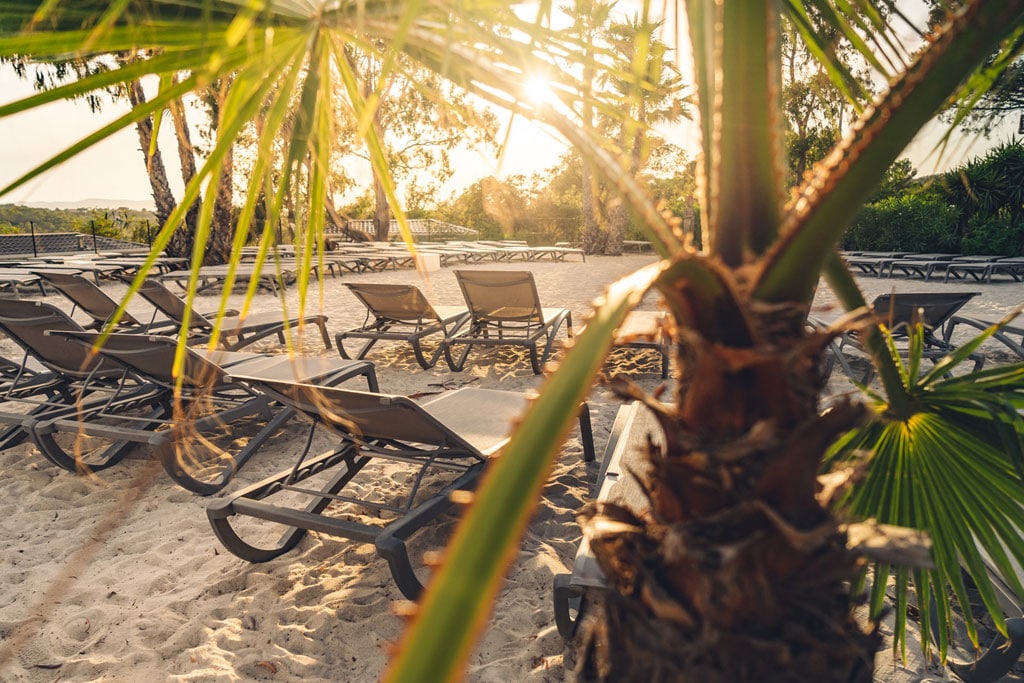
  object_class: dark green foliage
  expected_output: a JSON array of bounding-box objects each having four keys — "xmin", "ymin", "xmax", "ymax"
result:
[
  {"xmin": 960, "ymin": 208, "xmax": 1024, "ymax": 255},
  {"xmin": 843, "ymin": 191, "xmax": 959, "ymax": 252},
  {"xmin": 940, "ymin": 140, "xmax": 1024, "ymax": 234}
]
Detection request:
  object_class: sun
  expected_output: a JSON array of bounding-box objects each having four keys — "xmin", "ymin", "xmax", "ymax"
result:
[{"xmin": 523, "ymin": 76, "xmax": 557, "ymax": 107}]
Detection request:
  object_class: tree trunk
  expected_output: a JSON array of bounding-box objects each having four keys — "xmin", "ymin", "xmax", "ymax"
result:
[
  {"xmin": 580, "ymin": 31, "xmax": 602, "ymax": 256},
  {"xmin": 207, "ymin": 145, "xmax": 234, "ymax": 265},
  {"xmin": 581, "ymin": 160, "xmax": 604, "ymax": 254},
  {"xmin": 372, "ymin": 169, "xmax": 391, "ymax": 242},
  {"xmin": 126, "ymin": 79, "xmax": 176, "ymax": 229},
  {"xmin": 166, "ymin": 90, "xmax": 201, "ymax": 260},
  {"xmin": 604, "ymin": 202, "xmax": 626, "ymax": 256},
  {"xmin": 573, "ymin": 281, "xmax": 878, "ymax": 682}
]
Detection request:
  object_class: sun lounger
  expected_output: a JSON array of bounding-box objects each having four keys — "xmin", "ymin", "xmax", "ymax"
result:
[
  {"xmin": 207, "ymin": 379, "xmax": 595, "ymax": 598},
  {"xmin": 943, "ymin": 313, "xmax": 1024, "ymax": 361},
  {"xmin": 0, "ymin": 269, "xmax": 44, "ymax": 296},
  {"xmin": 133, "ymin": 277, "xmax": 331, "ymax": 351},
  {"xmin": 885, "ymin": 254, "xmax": 958, "ymax": 280},
  {"xmin": 554, "ymin": 400, "xmax": 648, "ymax": 638},
  {"xmin": 160, "ymin": 263, "xmax": 296, "ymax": 295},
  {"xmin": 0, "ymin": 299, "xmax": 165, "ymax": 458},
  {"xmin": 829, "ymin": 291, "xmax": 985, "ymax": 384},
  {"xmin": 32, "ymin": 270, "xmax": 172, "ymax": 332},
  {"xmin": 337, "ymin": 283, "xmax": 471, "ymax": 369},
  {"xmin": 445, "ymin": 269, "xmax": 573, "ymax": 374},
  {"xmin": 927, "ymin": 541, "xmax": 1024, "ymax": 683},
  {"xmin": 943, "ymin": 256, "xmax": 1023, "ymax": 283},
  {"xmin": 984, "ymin": 257, "xmax": 1024, "ymax": 283},
  {"xmin": 35, "ymin": 332, "xmax": 378, "ymax": 494},
  {"xmin": 842, "ymin": 252, "xmax": 917, "ymax": 277},
  {"xmin": 582, "ymin": 310, "xmax": 670, "ymax": 379}
]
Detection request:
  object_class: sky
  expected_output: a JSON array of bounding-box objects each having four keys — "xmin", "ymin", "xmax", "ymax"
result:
[
  {"xmin": 0, "ymin": 16, "xmax": 1020, "ymax": 210},
  {"xmin": 0, "ymin": 68, "xmax": 575, "ymax": 209}
]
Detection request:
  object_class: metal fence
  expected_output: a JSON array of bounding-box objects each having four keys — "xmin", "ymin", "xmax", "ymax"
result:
[{"xmin": 331, "ymin": 218, "xmax": 478, "ymax": 241}]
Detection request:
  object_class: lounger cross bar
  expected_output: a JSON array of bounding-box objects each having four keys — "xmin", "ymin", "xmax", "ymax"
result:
[{"xmin": 207, "ymin": 380, "xmax": 595, "ymax": 598}]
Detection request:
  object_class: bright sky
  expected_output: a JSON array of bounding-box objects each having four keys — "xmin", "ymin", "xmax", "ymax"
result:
[
  {"xmin": 0, "ymin": 67, "xmax": 576, "ymax": 208},
  {"xmin": 0, "ymin": 29, "xmax": 1018, "ymax": 209}
]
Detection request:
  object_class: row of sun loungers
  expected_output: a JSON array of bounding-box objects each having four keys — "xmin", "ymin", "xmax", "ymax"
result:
[
  {"xmin": 841, "ymin": 251, "xmax": 1024, "ymax": 283},
  {"xmin": 0, "ymin": 240, "xmax": 587, "ymax": 298},
  {"xmin": 0, "ymin": 268, "xmax": 603, "ymax": 599}
]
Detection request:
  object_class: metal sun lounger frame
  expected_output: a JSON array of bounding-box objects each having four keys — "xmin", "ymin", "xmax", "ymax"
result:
[
  {"xmin": 445, "ymin": 269, "xmax": 573, "ymax": 374},
  {"xmin": 35, "ymin": 332, "xmax": 378, "ymax": 494},
  {"xmin": 207, "ymin": 380, "xmax": 595, "ymax": 599},
  {"xmin": 827, "ymin": 291, "xmax": 985, "ymax": 384},
  {"xmin": 132, "ymin": 277, "xmax": 332, "ymax": 351},
  {"xmin": 0, "ymin": 299, "xmax": 166, "ymax": 456},
  {"xmin": 337, "ymin": 282, "xmax": 471, "ymax": 369}
]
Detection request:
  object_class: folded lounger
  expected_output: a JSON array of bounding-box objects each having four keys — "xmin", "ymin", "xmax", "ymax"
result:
[
  {"xmin": 207, "ymin": 380, "xmax": 595, "ymax": 598},
  {"xmin": 34, "ymin": 332, "xmax": 378, "ymax": 494}
]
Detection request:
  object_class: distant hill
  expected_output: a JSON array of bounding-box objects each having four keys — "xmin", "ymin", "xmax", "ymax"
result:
[{"xmin": 18, "ymin": 198, "xmax": 155, "ymax": 211}]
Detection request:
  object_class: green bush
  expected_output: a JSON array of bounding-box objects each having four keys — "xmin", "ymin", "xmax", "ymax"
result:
[
  {"xmin": 843, "ymin": 192, "xmax": 958, "ymax": 252},
  {"xmin": 960, "ymin": 209, "xmax": 1024, "ymax": 256}
]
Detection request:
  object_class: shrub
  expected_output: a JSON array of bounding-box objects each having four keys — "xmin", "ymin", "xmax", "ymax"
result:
[
  {"xmin": 960, "ymin": 208, "xmax": 1024, "ymax": 256},
  {"xmin": 844, "ymin": 192, "xmax": 958, "ymax": 252}
]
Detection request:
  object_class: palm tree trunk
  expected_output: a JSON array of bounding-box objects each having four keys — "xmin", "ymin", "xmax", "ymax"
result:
[
  {"xmin": 207, "ymin": 146, "xmax": 234, "ymax": 264},
  {"xmin": 573, "ymin": 288, "xmax": 879, "ymax": 682}
]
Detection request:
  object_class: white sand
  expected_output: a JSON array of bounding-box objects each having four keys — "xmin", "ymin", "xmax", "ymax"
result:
[{"xmin": 0, "ymin": 253, "xmax": 1021, "ymax": 682}]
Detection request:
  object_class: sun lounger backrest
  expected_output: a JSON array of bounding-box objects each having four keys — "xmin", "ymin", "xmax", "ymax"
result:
[
  {"xmin": 871, "ymin": 292, "xmax": 980, "ymax": 332},
  {"xmin": 136, "ymin": 279, "xmax": 214, "ymax": 330},
  {"xmin": 345, "ymin": 283, "xmax": 437, "ymax": 323},
  {"xmin": 59, "ymin": 332, "xmax": 228, "ymax": 389},
  {"xmin": 0, "ymin": 299, "xmax": 123, "ymax": 379},
  {"xmin": 254, "ymin": 380, "xmax": 482, "ymax": 456},
  {"xmin": 36, "ymin": 271, "xmax": 141, "ymax": 327},
  {"xmin": 454, "ymin": 270, "xmax": 543, "ymax": 323}
]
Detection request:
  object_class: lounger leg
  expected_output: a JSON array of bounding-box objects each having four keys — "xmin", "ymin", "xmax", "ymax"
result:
[
  {"xmin": 444, "ymin": 338, "xmax": 474, "ymax": 372},
  {"xmin": 553, "ymin": 574, "xmax": 586, "ymax": 639},
  {"xmin": 30, "ymin": 403, "xmax": 169, "ymax": 473},
  {"xmin": 375, "ymin": 462, "xmax": 486, "ymax": 599},
  {"xmin": 948, "ymin": 618, "xmax": 1024, "ymax": 683},
  {"xmin": 411, "ymin": 338, "xmax": 441, "ymax": 370},
  {"xmin": 336, "ymin": 334, "xmax": 380, "ymax": 362},
  {"xmin": 315, "ymin": 318, "xmax": 332, "ymax": 350},
  {"xmin": 207, "ymin": 446, "xmax": 370, "ymax": 562},
  {"xmin": 577, "ymin": 403, "xmax": 596, "ymax": 462},
  {"xmin": 155, "ymin": 402, "xmax": 294, "ymax": 495}
]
